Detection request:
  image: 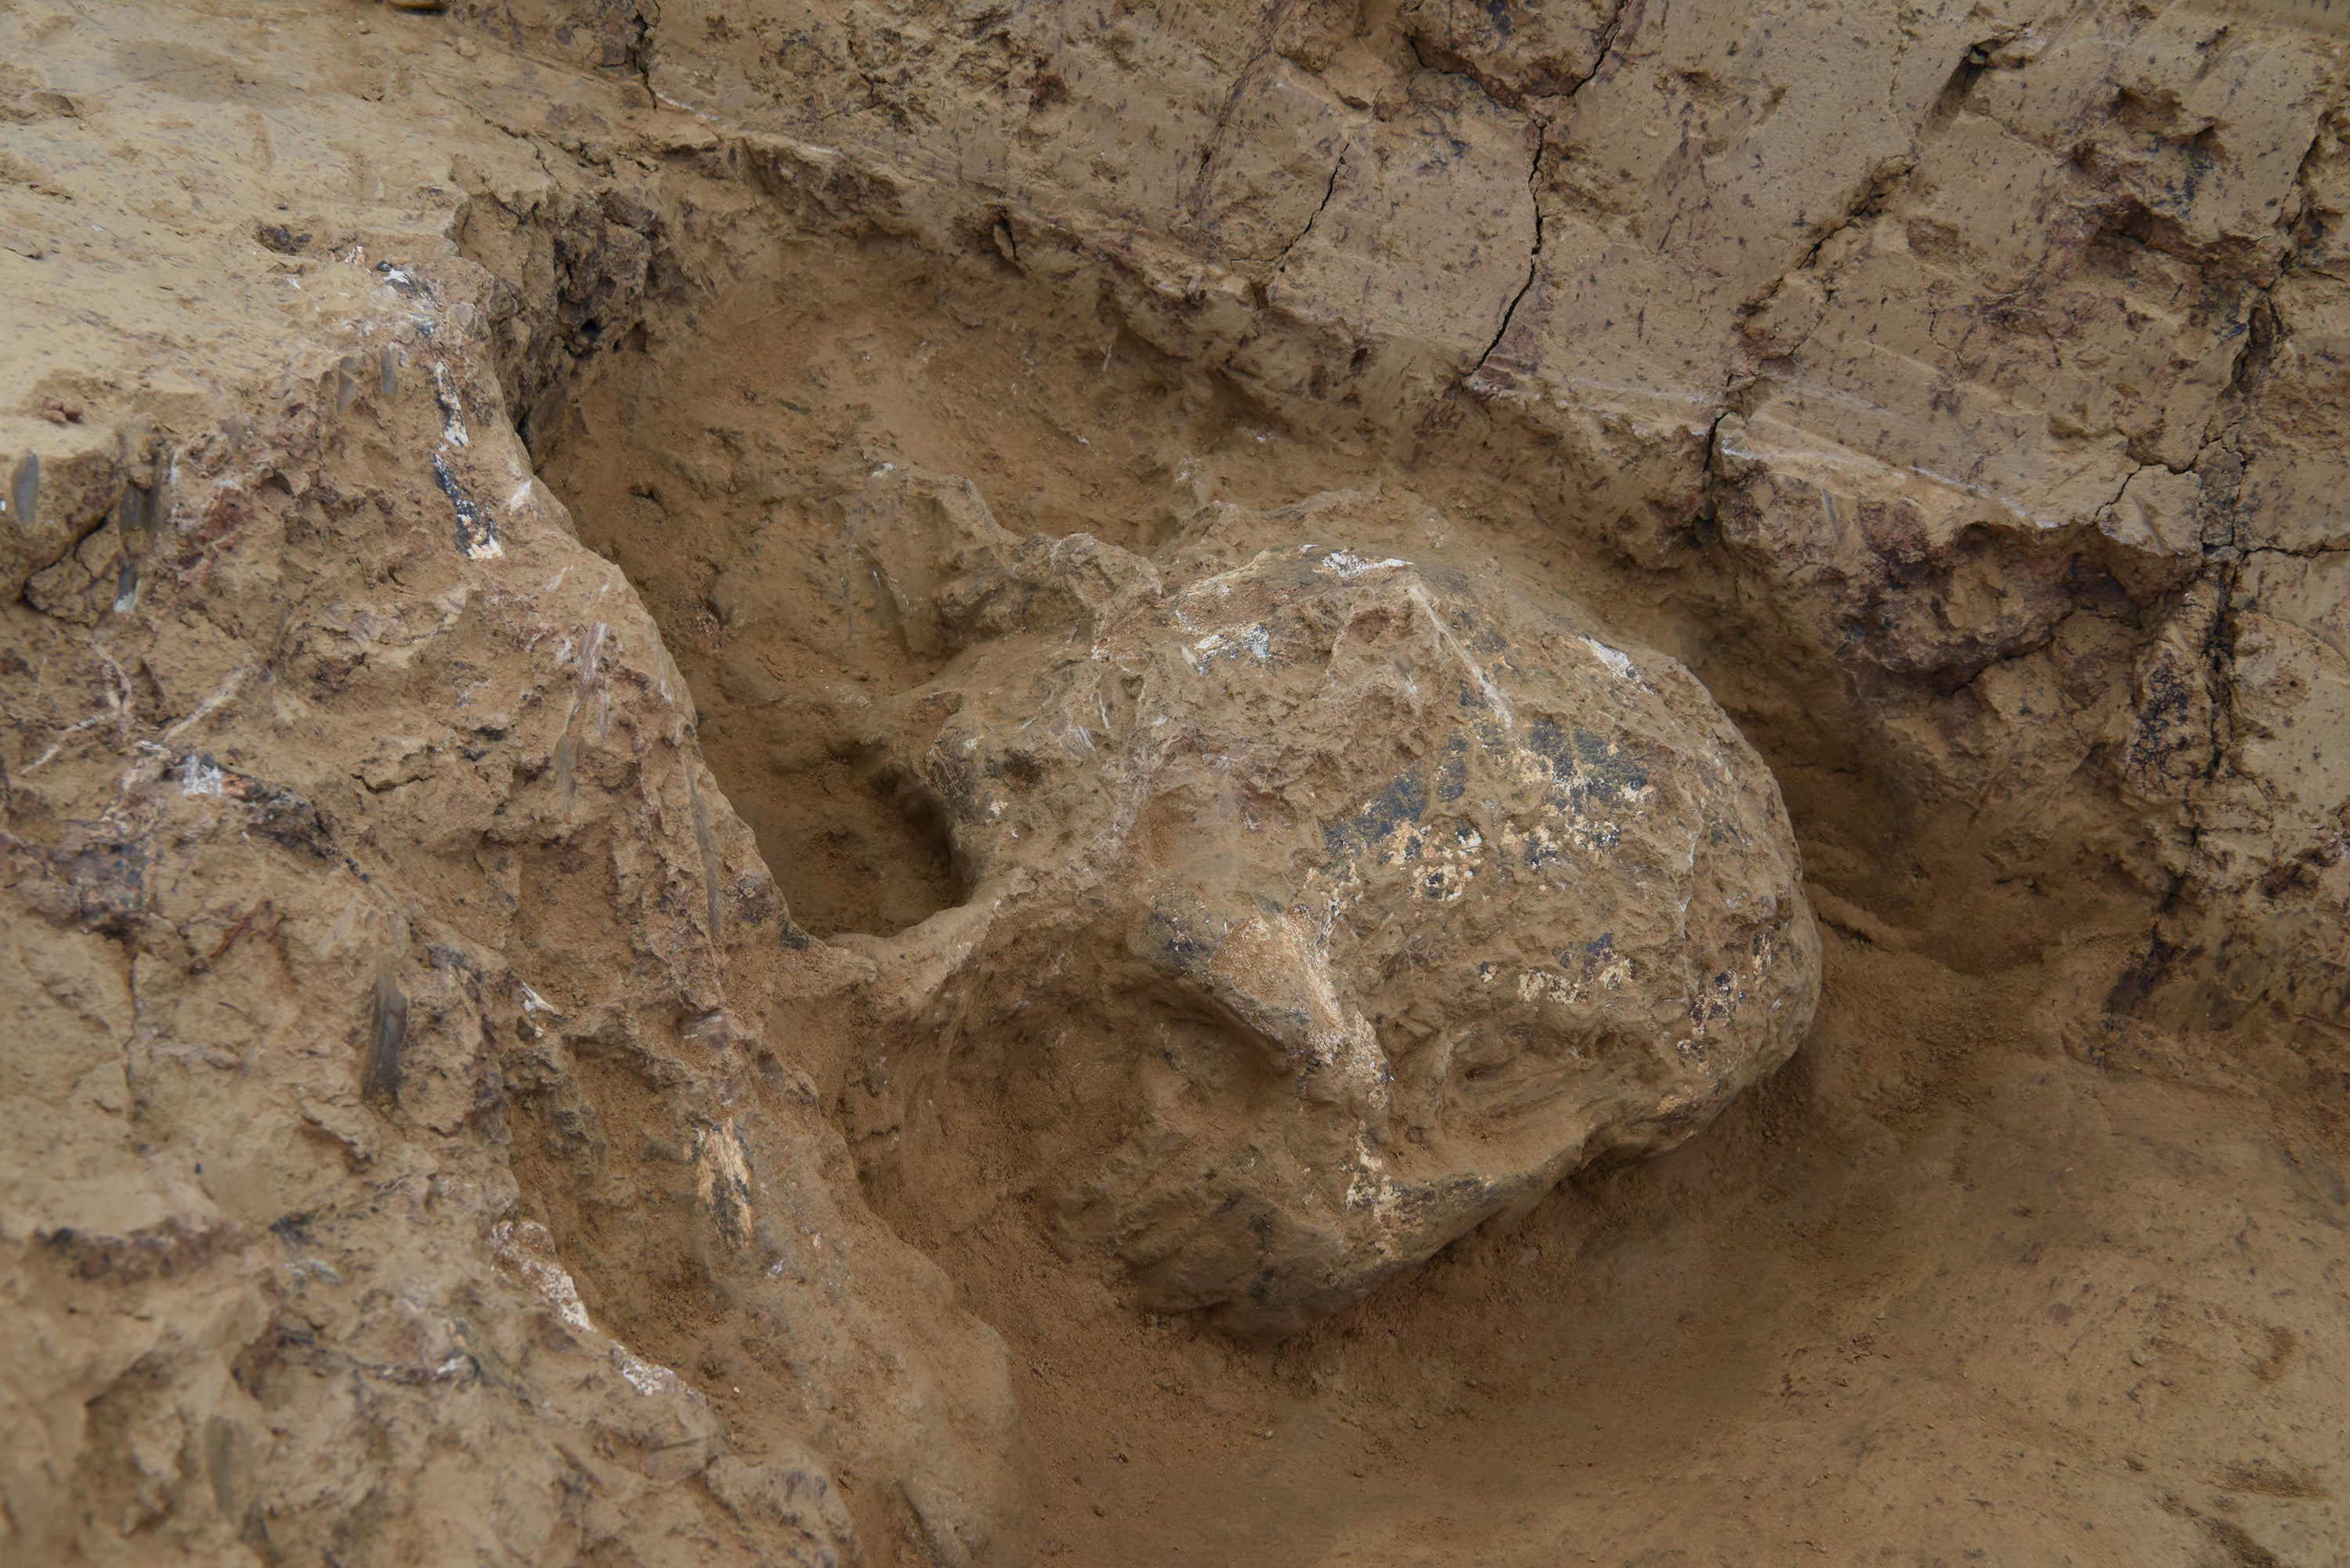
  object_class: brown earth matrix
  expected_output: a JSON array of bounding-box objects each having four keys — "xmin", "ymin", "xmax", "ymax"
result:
[{"xmin": 5, "ymin": 1, "xmax": 2349, "ymax": 1565}]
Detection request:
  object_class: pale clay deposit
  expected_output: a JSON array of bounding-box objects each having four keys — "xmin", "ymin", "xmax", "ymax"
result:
[{"xmin": 2, "ymin": 0, "xmax": 2348, "ymax": 1564}]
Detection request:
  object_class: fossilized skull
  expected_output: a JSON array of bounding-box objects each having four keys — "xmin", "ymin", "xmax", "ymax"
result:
[{"xmin": 827, "ymin": 472, "xmax": 1820, "ymax": 1332}]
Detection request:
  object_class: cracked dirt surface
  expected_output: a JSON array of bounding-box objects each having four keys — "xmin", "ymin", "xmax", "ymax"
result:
[{"xmin": 5, "ymin": 0, "xmax": 2350, "ymax": 1564}]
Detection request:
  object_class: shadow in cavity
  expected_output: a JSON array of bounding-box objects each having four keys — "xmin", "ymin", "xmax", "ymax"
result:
[
  {"xmin": 526, "ymin": 233, "xmax": 1264, "ymax": 941},
  {"xmin": 733, "ymin": 750, "xmax": 963, "ymax": 938}
]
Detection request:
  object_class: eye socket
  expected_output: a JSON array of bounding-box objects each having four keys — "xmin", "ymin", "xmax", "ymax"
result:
[{"xmin": 744, "ymin": 749, "xmax": 967, "ymax": 938}]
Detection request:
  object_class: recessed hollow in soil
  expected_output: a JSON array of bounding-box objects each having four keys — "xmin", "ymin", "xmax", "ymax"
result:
[
  {"xmin": 528, "ymin": 228, "xmax": 2348, "ymax": 1568},
  {"xmin": 742, "ymin": 753, "xmax": 962, "ymax": 938},
  {"xmin": 532, "ymin": 237, "xmax": 1303, "ymax": 939}
]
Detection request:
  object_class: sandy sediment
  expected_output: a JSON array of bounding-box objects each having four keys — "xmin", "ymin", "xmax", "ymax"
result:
[{"xmin": 4, "ymin": 1, "xmax": 2347, "ymax": 1563}]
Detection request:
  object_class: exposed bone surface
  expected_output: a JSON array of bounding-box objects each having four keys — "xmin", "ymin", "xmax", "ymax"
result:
[
  {"xmin": 5, "ymin": 1, "xmax": 2348, "ymax": 1564},
  {"xmin": 826, "ymin": 478, "xmax": 1817, "ymax": 1330}
]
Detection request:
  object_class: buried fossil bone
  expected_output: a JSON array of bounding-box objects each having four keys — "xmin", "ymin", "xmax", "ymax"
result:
[{"xmin": 833, "ymin": 477, "xmax": 1820, "ymax": 1331}]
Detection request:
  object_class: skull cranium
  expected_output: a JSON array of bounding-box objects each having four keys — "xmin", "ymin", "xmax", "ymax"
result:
[{"xmin": 822, "ymin": 474, "xmax": 1820, "ymax": 1333}]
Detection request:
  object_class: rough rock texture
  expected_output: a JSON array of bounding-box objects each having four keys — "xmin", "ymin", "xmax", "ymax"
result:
[
  {"xmin": 0, "ymin": 9, "xmax": 1026, "ymax": 1565},
  {"xmin": 822, "ymin": 479, "xmax": 1815, "ymax": 1328},
  {"xmin": 6, "ymin": 0, "xmax": 2350, "ymax": 1563}
]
